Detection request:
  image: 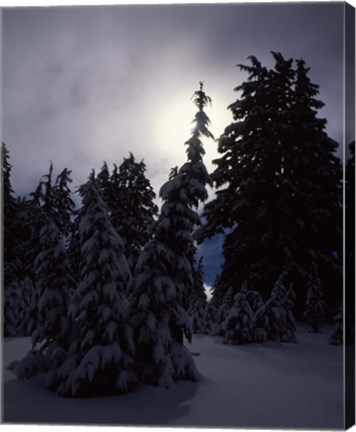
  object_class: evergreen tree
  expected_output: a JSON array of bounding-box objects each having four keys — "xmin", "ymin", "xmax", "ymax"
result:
[
  {"xmin": 211, "ymin": 286, "xmax": 234, "ymax": 336},
  {"xmin": 198, "ymin": 55, "xmax": 288, "ymax": 302},
  {"xmin": 27, "ymin": 163, "xmax": 75, "ymax": 234},
  {"xmin": 21, "ymin": 163, "xmax": 63, "ymax": 279},
  {"xmin": 96, "ymin": 161, "xmax": 111, "ymax": 206},
  {"xmin": 92, "ymin": 156, "xmax": 158, "ymax": 278},
  {"xmin": 111, "ymin": 154, "xmax": 158, "ymax": 276},
  {"xmin": 289, "ymin": 59, "xmax": 342, "ymax": 311},
  {"xmin": 42, "ymin": 162, "xmax": 55, "ymax": 218},
  {"xmin": 129, "ymin": 83, "xmax": 213, "ymax": 387},
  {"xmin": 129, "ymin": 173, "xmax": 199, "ymax": 387},
  {"xmin": 179, "ymin": 82, "xmax": 213, "ymax": 307},
  {"xmin": 53, "ymin": 168, "xmax": 75, "ymax": 238},
  {"xmin": 2, "ymin": 173, "xmax": 38, "ymax": 336},
  {"xmin": 246, "ymin": 289, "xmax": 267, "ymax": 342},
  {"xmin": 8, "ymin": 163, "xmax": 74, "ymax": 336},
  {"xmin": 7, "ymin": 195, "xmax": 64, "ymax": 339},
  {"xmin": 7, "ymin": 197, "xmax": 33, "ymax": 282},
  {"xmin": 44, "ymin": 183, "xmax": 135, "ymax": 397},
  {"xmin": 21, "ymin": 203, "xmax": 45, "ymax": 280},
  {"xmin": 198, "ymin": 53, "xmax": 342, "ymax": 315},
  {"xmin": 67, "ymin": 169, "xmax": 96, "ymax": 281},
  {"xmin": 130, "ymin": 247, "xmax": 198, "ymax": 387},
  {"xmin": 247, "ymin": 289, "xmax": 265, "ymax": 313},
  {"xmin": 181, "ymin": 81, "xmax": 213, "ymax": 204},
  {"xmin": 201, "ymin": 273, "xmax": 226, "ymax": 334},
  {"xmin": 202, "ymin": 300, "xmax": 217, "ymax": 335},
  {"xmin": 304, "ymin": 262, "xmax": 326, "ymax": 332},
  {"xmin": 14, "ymin": 276, "xmax": 38, "ymax": 336},
  {"xmin": 255, "ymin": 271, "xmax": 296, "ymax": 342},
  {"xmin": 2, "ymin": 143, "xmax": 25, "ymax": 336},
  {"xmin": 2, "ymin": 142, "xmax": 19, "ymax": 287},
  {"xmin": 32, "ymin": 221, "xmax": 74, "ymax": 353},
  {"xmin": 9, "ymin": 221, "xmax": 75, "ymax": 380},
  {"xmin": 222, "ymin": 283, "xmax": 255, "ymax": 344}
]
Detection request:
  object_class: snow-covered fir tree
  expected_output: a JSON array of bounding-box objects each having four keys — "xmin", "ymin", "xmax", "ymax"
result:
[
  {"xmin": 211, "ymin": 286, "xmax": 234, "ymax": 336},
  {"xmin": 20, "ymin": 163, "xmax": 74, "ymax": 279},
  {"xmin": 110, "ymin": 154, "xmax": 158, "ymax": 277},
  {"xmin": 247, "ymin": 289, "xmax": 265, "ymax": 313},
  {"xmin": 129, "ymin": 167, "xmax": 200, "ymax": 387},
  {"xmin": 179, "ymin": 80, "xmax": 213, "ymax": 217},
  {"xmin": 129, "ymin": 83, "xmax": 213, "ymax": 387},
  {"xmin": 181, "ymin": 80, "xmax": 214, "ymax": 250},
  {"xmin": 21, "ymin": 198, "xmax": 45, "ymax": 282},
  {"xmin": 9, "ymin": 220, "xmax": 75, "ymax": 380},
  {"xmin": 41, "ymin": 162, "xmax": 56, "ymax": 218},
  {"xmin": 32, "ymin": 221, "xmax": 74, "ymax": 354},
  {"xmin": 1, "ymin": 145, "xmax": 37, "ymax": 334},
  {"xmin": 53, "ymin": 168, "xmax": 75, "ymax": 238},
  {"xmin": 197, "ymin": 53, "xmax": 342, "ymax": 316},
  {"xmin": 222, "ymin": 283, "xmax": 255, "ymax": 344},
  {"xmin": 179, "ymin": 82, "xmax": 213, "ymax": 309},
  {"xmin": 86, "ymin": 156, "xmax": 158, "ymax": 280},
  {"xmin": 201, "ymin": 300, "xmax": 216, "ymax": 335},
  {"xmin": 67, "ymin": 169, "xmax": 97, "ymax": 280},
  {"xmin": 303, "ymin": 262, "xmax": 326, "ymax": 332},
  {"xmin": 200, "ymin": 272, "xmax": 226, "ymax": 334},
  {"xmin": 34, "ymin": 163, "xmax": 75, "ymax": 235},
  {"xmin": 7, "ymin": 163, "xmax": 76, "ymax": 336},
  {"xmin": 96, "ymin": 161, "xmax": 111, "ymax": 205},
  {"xmin": 255, "ymin": 271, "xmax": 296, "ymax": 342},
  {"xmin": 130, "ymin": 235, "xmax": 198, "ymax": 387},
  {"xmin": 15, "ymin": 276, "xmax": 40, "ymax": 337},
  {"xmin": 202, "ymin": 302, "xmax": 215, "ymax": 335},
  {"xmin": 43, "ymin": 183, "xmax": 136, "ymax": 397},
  {"xmin": 246, "ymin": 290, "xmax": 267, "ymax": 342}
]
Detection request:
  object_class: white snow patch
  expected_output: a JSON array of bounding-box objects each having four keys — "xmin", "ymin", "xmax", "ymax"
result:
[
  {"xmin": 2, "ymin": 326, "xmax": 343, "ymax": 429},
  {"xmin": 204, "ymin": 284, "xmax": 212, "ymax": 301}
]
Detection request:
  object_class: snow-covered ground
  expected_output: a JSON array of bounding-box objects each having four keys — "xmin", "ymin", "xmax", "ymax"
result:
[{"xmin": 2, "ymin": 327, "xmax": 343, "ymax": 429}]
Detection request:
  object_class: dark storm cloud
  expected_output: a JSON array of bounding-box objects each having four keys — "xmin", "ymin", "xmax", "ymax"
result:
[{"xmin": 2, "ymin": 2, "xmax": 347, "ymax": 197}]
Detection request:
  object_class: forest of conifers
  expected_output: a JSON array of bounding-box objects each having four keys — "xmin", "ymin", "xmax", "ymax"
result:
[{"xmin": 2, "ymin": 52, "xmax": 354, "ymax": 397}]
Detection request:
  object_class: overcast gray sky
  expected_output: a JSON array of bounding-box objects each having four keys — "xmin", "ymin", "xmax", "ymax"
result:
[
  {"xmin": 2, "ymin": 2, "xmax": 347, "ymax": 197},
  {"xmin": 2, "ymin": 2, "xmax": 351, "ymax": 284}
]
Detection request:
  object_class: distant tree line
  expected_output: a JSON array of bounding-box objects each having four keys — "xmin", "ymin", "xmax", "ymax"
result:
[{"xmin": 2, "ymin": 52, "xmax": 352, "ymax": 397}]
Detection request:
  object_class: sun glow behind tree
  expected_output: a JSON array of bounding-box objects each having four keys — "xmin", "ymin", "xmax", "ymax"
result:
[{"xmin": 151, "ymin": 86, "xmax": 233, "ymax": 206}]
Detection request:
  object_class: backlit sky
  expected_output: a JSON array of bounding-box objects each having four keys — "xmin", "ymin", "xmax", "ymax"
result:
[{"xmin": 2, "ymin": 2, "xmax": 352, "ymax": 284}]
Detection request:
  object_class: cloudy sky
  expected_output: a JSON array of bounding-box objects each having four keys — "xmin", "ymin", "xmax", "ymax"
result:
[{"xmin": 2, "ymin": 2, "xmax": 351, "ymax": 284}]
